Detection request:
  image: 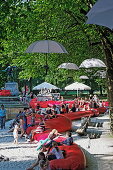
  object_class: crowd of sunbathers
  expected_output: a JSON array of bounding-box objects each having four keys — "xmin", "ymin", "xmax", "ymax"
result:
[
  {"xmin": 8, "ymin": 94, "xmax": 104, "ymax": 144},
  {"xmin": 35, "ymin": 94, "xmax": 103, "ymax": 114},
  {"xmin": 9, "ymin": 105, "xmax": 72, "ymax": 143},
  {"xmin": 26, "ymin": 130, "xmax": 73, "ymax": 170},
  {"xmin": 5, "ymin": 94, "xmax": 106, "ymax": 170}
]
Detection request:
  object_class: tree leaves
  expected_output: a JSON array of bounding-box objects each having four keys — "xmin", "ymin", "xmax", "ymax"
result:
[{"xmin": 0, "ymin": 0, "xmax": 108, "ymax": 90}]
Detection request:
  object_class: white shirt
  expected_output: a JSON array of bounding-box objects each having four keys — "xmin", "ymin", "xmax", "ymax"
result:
[{"xmin": 50, "ymin": 147, "xmax": 64, "ymax": 159}]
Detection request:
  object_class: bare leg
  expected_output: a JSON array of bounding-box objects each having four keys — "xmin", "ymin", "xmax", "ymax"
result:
[
  {"xmin": 15, "ymin": 138, "xmax": 18, "ymax": 144},
  {"xmin": 20, "ymin": 128, "xmax": 25, "ymax": 138}
]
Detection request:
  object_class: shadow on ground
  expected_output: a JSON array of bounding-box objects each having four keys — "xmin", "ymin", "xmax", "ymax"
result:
[
  {"xmin": 81, "ymin": 148, "xmax": 98, "ymax": 170},
  {"xmin": 0, "ymin": 159, "xmax": 35, "ymax": 170}
]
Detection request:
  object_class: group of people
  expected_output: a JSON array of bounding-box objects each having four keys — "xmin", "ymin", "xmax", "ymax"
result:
[
  {"xmin": 0, "ymin": 94, "xmax": 103, "ymax": 145},
  {"xmin": 89, "ymin": 94, "xmax": 101, "ymax": 108},
  {"xmin": 27, "ymin": 130, "xmax": 73, "ymax": 170},
  {"xmin": 34, "ymin": 94, "xmax": 103, "ymax": 117},
  {"xmin": 0, "ymin": 93, "xmax": 106, "ymax": 170},
  {"xmin": 9, "ymin": 107, "xmax": 32, "ymax": 144},
  {"xmin": 8, "ymin": 94, "xmax": 103, "ymax": 144},
  {"xmin": 9, "ymin": 110, "xmax": 74, "ymax": 169},
  {"xmin": 9, "ymin": 104, "xmax": 74, "ymax": 145}
]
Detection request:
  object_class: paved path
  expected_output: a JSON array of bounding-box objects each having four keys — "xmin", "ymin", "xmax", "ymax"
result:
[{"xmin": 72, "ymin": 114, "xmax": 113, "ymax": 170}]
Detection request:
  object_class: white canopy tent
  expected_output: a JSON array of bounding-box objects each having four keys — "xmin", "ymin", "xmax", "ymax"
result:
[
  {"xmin": 65, "ymin": 82, "xmax": 91, "ymax": 96},
  {"xmin": 33, "ymin": 82, "xmax": 60, "ymax": 90}
]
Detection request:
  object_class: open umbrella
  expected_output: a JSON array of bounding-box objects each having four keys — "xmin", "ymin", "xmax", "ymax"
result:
[
  {"xmin": 65, "ymin": 82, "xmax": 91, "ymax": 90},
  {"xmin": 58, "ymin": 63, "xmax": 79, "ymax": 70},
  {"xmin": 79, "ymin": 58, "xmax": 106, "ymax": 68},
  {"xmin": 94, "ymin": 70, "xmax": 106, "ymax": 78},
  {"xmin": 33, "ymin": 82, "xmax": 60, "ymax": 90},
  {"xmin": 26, "ymin": 40, "xmax": 68, "ymax": 53},
  {"xmin": 79, "ymin": 75, "xmax": 89, "ymax": 80},
  {"xmin": 26, "ymin": 40, "xmax": 68, "ymax": 74},
  {"xmin": 65, "ymin": 82, "xmax": 91, "ymax": 96},
  {"xmin": 86, "ymin": 0, "xmax": 113, "ymax": 30}
]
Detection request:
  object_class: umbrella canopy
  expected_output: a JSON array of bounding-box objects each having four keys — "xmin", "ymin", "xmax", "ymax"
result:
[
  {"xmin": 33, "ymin": 82, "xmax": 60, "ymax": 90},
  {"xmin": 79, "ymin": 75, "xmax": 89, "ymax": 80},
  {"xmin": 65, "ymin": 82, "xmax": 91, "ymax": 90},
  {"xmin": 26, "ymin": 40, "xmax": 68, "ymax": 75},
  {"xmin": 86, "ymin": 0, "xmax": 113, "ymax": 30},
  {"xmin": 79, "ymin": 58, "xmax": 106, "ymax": 68},
  {"xmin": 26, "ymin": 40, "xmax": 68, "ymax": 53},
  {"xmin": 94, "ymin": 70, "xmax": 106, "ymax": 78},
  {"xmin": 58, "ymin": 63, "xmax": 79, "ymax": 70}
]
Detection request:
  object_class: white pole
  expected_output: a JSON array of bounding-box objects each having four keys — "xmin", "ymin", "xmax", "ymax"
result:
[{"xmin": 77, "ymin": 88, "xmax": 78, "ymax": 97}]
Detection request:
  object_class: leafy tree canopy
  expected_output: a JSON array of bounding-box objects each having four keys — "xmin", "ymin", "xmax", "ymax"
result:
[{"xmin": 0, "ymin": 0, "xmax": 108, "ymax": 90}]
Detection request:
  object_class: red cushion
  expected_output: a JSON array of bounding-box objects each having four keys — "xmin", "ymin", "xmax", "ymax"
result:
[
  {"xmin": 97, "ymin": 107, "xmax": 107, "ymax": 113},
  {"xmin": 50, "ymin": 144, "xmax": 86, "ymax": 170},
  {"xmin": 26, "ymin": 114, "xmax": 42, "ymax": 125},
  {"xmin": 64, "ymin": 110, "xmax": 94, "ymax": 121},
  {"xmin": 29, "ymin": 99, "xmax": 76, "ymax": 109},
  {"xmin": 0, "ymin": 90, "xmax": 11, "ymax": 96},
  {"xmin": 45, "ymin": 115, "xmax": 72, "ymax": 132},
  {"xmin": 34, "ymin": 131, "xmax": 50, "ymax": 141},
  {"xmin": 26, "ymin": 125, "xmax": 38, "ymax": 135}
]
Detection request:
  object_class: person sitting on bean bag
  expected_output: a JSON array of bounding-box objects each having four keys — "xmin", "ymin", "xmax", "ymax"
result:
[
  {"xmin": 36, "ymin": 129, "xmax": 59, "ymax": 151},
  {"xmin": 26, "ymin": 152, "xmax": 48, "ymax": 170},
  {"xmin": 47, "ymin": 141, "xmax": 64, "ymax": 160},
  {"xmin": 61, "ymin": 131, "xmax": 73, "ymax": 146},
  {"xmin": 39, "ymin": 159, "xmax": 51, "ymax": 170}
]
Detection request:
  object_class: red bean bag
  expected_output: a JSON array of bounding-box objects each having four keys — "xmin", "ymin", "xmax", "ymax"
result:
[
  {"xmin": 26, "ymin": 114, "xmax": 72, "ymax": 136},
  {"xmin": 29, "ymin": 99, "xmax": 76, "ymax": 109},
  {"xmin": 50, "ymin": 144, "xmax": 86, "ymax": 170},
  {"xmin": 64, "ymin": 110, "xmax": 94, "ymax": 121},
  {"xmin": 34, "ymin": 131, "xmax": 50, "ymax": 141},
  {"xmin": 102, "ymin": 101, "xmax": 109, "ymax": 107},
  {"xmin": 0, "ymin": 90, "xmax": 11, "ymax": 96},
  {"xmin": 29, "ymin": 98, "xmax": 38, "ymax": 109},
  {"xmin": 91, "ymin": 109, "xmax": 99, "ymax": 116},
  {"xmin": 26, "ymin": 125, "xmax": 39, "ymax": 135},
  {"xmin": 26, "ymin": 114, "xmax": 42, "ymax": 125},
  {"xmin": 26, "ymin": 114, "xmax": 43, "ymax": 135},
  {"xmin": 34, "ymin": 132, "xmax": 66, "ymax": 142},
  {"xmin": 45, "ymin": 115, "xmax": 72, "ymax": 132},
  {"xmin": 97, "ymin": 107, "xmax": 107, "ymax": 114},
  {"xmin": 33, "ymin": 134, "xmax": 86, "ymax": 170},
  {"xmin": 34, "ymin": 133, "xmax": 86, "ymax": 169}
]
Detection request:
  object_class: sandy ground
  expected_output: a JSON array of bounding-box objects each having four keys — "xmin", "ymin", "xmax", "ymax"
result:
[{"xmin": 0, "ymin": 114, "xmax": 113, "ymax": 170}]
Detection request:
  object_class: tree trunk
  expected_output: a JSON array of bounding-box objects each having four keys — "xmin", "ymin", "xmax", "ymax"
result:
[{"xmin": 102, "ymin": 38, "xmax": 113, "ymax": 134}]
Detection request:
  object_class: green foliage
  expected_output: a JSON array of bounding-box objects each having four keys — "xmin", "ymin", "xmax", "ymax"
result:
[{"xmin": 0, "ymin": 0, "xmax": 109, "ymax": 91}]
